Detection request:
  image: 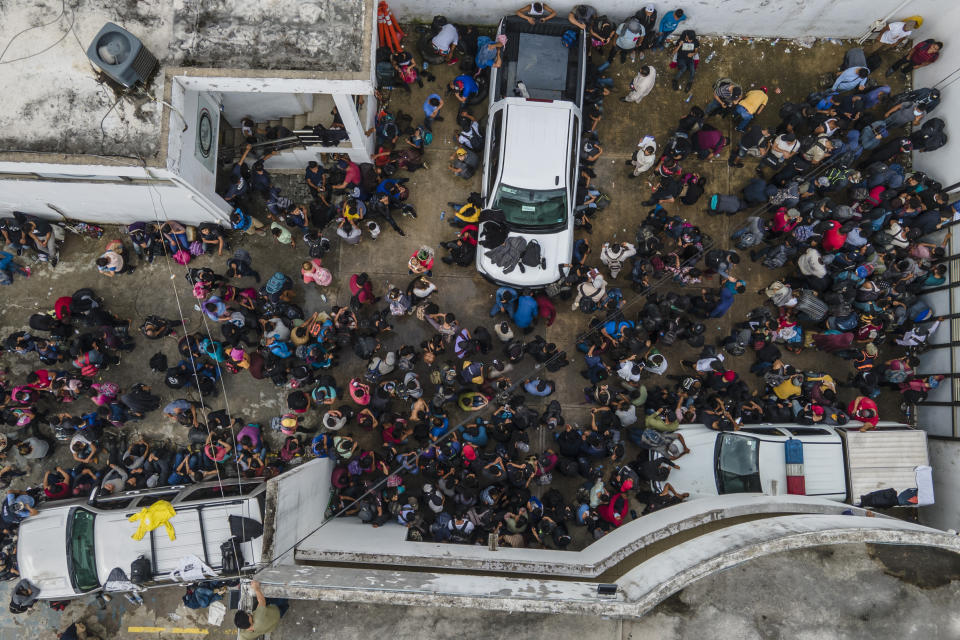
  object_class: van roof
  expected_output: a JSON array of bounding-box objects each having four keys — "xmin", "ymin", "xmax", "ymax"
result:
[{"xmin": 498, "ymin": 100, "xmax": 573, "ymax": 191}]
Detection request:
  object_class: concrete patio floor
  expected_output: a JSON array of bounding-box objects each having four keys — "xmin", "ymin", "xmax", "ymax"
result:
[{"xmin": 0, "ymin": 33, "xmax": 923, "ymax": 636}]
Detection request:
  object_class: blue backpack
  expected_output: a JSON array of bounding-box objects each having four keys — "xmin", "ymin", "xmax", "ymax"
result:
[
  {"xmin": 265, "ymin": 272, "xmax": 288, "ymax": 295},
  {"xmin": 561, "ymin": 29, "xmax": 577, "ymax": 48}
]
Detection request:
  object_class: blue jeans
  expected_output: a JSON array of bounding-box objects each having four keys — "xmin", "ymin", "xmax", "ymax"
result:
[
  {"xmin": 265, "ymin": 598, "xmax": 290, "ymax": 618},
  {"xmin": 674, "ymin": 57, "xmax": 695, "ymax": 86},
  {"xmin": 652, "ymin": 30, "xmax": 675, "ymax": 49},
  {"xmin": 734, "ymin": 105, "xmax": 753, "ymax": 131},
  {"xmin": 704, "ymin": 98, "xmax": 726, "ymax": 116}
]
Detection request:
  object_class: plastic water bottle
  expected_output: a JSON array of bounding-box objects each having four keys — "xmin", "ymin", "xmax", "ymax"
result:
[
  {"xmin": 440, "ymin": 210, "xmax": 446, "ymax": 220},
  {"xmin": 684, "ymin": 93, "xmax": 693, "ymax": 103},
  {"xmin": 422, "ymin": 61, "xmax": 429, "ymax": 70},
  {"xmin": 705, "ymin": 51, "xmax": 716, "ymax": 63}
]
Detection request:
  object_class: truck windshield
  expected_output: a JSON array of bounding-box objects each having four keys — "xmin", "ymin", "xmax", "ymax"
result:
[
  {"xmin": 69, "ymin": 509, "xmax": 99, "ymax": 592},
  {"xmin": 716, "ymin": 434, "xmax": 762, "ymax": 494},
  {"xmin": 494, "ymin": 185, "xmax": 566, "ymax": 229}
]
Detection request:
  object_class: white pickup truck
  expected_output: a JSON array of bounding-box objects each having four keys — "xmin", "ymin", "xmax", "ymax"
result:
[
  {"xmin": 476, "ymin": 15, "xmax": 586, "ymax": 288},
  {"xmin": 17, "ymin": 459, "xmax": 328, "ymax": 599},
  {"xmin": 661, "ymin": 423, "xmax": 931, "ymax": 505}
]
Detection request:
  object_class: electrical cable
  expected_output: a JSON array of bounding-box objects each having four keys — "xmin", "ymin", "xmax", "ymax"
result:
[
  {"xmin": 142, "ymin": 176, "xmax": 249, "ymax": 581},
  {"xmin": 0, "ymin": 0, "xmax": 69, "ymax": 65}
]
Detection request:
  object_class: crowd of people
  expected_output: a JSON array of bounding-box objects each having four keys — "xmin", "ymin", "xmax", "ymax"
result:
[{"xmin": 0, "ymin": 7, "xmax": 949, "ymax": 636}]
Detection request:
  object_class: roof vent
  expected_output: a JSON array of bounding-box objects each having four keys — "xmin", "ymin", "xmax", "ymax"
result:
[{"xmin": 86, "ymin": 22, "xmax": 158, "ymax": 88}]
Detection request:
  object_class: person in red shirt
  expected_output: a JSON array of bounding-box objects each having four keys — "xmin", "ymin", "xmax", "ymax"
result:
[
  {"xmin": 848, "ymin": 395, "xmax": 880, "ymax": 431},
  {"xmin": 887, "ymin": 39, "xmax": 943, "ymax": 76},
  {"xmin": 821, "ymin": 220, "xmax": 848, "ymax": 252},
  {"xmin": 771, "ymin": 207, "xmax": 800, "ymax": 235},
  {"xmin": 535, "ymin": 294, "xmax": 557, "ymax": 327},
  {"xmin": 43, "ymin": 467, "xmax": 72, "ymax": 500},
  {"xmin": 348, "ymin": 272, "xmax": 377, "ymax": 304}
]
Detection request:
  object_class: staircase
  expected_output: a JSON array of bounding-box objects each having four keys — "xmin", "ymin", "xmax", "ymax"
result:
[{"xmin": 218, "ymin": 94, "xmax": 337, "ymax": 165}]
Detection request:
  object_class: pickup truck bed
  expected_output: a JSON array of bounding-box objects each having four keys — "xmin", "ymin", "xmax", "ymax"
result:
[
  {"xmin": 496, "ymin": 16, "xmax": 583, "ymax": 105},
  {"xmin": 841, "ymin": 428, "xmax": 930, "ymax": 504}
]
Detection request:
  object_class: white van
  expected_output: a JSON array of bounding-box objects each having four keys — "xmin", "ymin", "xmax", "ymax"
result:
[{"xmin": 476, "ymin": 16, "xmax": 586, "ymax": 288}]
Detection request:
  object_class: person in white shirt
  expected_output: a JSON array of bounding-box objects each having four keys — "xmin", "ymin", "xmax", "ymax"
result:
[
  {"xmin": 516, "ymin": 2, "xmax": 557, "ymax": 25},
  {"xmin": 431, "ymin": 23, "xmax": 460, "ymax": 64},
  {"xmin": 628, "ymin": 135, "xmax": 657, "ymax": 177},
  {"xmin": 623, "ymin": 65, "xmax": 657, "ymax": 104},
  {"xmin": 600, "ymin": 241, "xmax": 637, "ymax": 278},
  {"xmin": 873, "ymin": 19, "xmax": 919, "ymax": 52},
  {"xmin": 895, "ymin": 317, "xmax": 942, "ymax": 347}
]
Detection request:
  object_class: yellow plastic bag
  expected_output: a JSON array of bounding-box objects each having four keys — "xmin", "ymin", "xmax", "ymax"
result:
[{"xmin": 128, "ymin": 500, "xmax": 177, "ymax": 541}]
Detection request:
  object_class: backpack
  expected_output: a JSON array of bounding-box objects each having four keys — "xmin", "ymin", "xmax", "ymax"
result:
[
  {"xmin": 129, "ymin": 555, "xmax": 151, "ymax": 585},
  {"xmin": 353, "ymin": 336, "xmax": 377, "ymax": 360},
  {"xmin": 149, "ymin": 352, "xmax": 168, "ymax": 372},
  {"xmin": 578, "ymin": 295, "xmax": 598, "ymax": 314},
  {"xmin": 219, "ymin": 537, "xmax": 244, "ymax": 574},
  {"xmin": 734, "ymin": 231, "xmax": 757, "ymax": 250},
  {"xmin": 519, "ymin": 240, "xmax": 545, "ymax": 270},
  {"xmin": 28, "ymin": 313, "xmax": 57, "ymax": 332},
  {"xmin": 561, "ymin": 29, "xmax": 577, "ymax": 48},
  {"xmin": 265, "ymin": 272, "xmax": 288, "ymax": 295}
]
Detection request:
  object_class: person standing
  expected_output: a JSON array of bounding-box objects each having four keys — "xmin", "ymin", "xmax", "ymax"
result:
[
  {"xmin": 233, "ymin": 581, "xmax": 288, "ymax": 640},
  {"xmin": 423, "ymin": 94, "xmax": 444, "ymax": 132},
  {"xmin": 872, "ymin": 19, "xmax": 920, "ymax": 53},
  {"xmin": 628, "ymin": 135, "xmax": 657, "ymax": 177},
  {"xmin": 622, "ymin": 66, "xmax": 657, "ymax": 104},
  {"xmin": 304, "ymin": 161, "xmax": 326, "ymax": 202},
  {"xmin": 606, "ymin": 17, "xmax": 644, "ymax": 65},
  {"xmin": 636, "ymin": 5, "xmax": 658, "ymax": 51},
  {"xmin": 887, "ymin": 39, "xmax": 943, "ymax": 77}
]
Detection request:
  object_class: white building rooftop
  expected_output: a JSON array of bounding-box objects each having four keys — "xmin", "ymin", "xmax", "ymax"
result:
[{"xmin": 0, "ymin": 0, "xmax": 370, "ymax": 162}]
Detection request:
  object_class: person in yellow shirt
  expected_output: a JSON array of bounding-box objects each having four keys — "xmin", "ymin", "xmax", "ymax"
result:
[
  {"xmin": 734, "ymin": 87, "xmax": 768, "ymax": 132},
  {"xmin": 446, "ymin": 193, "xmax": 483, "ymax": 227},
  {"xmin": 772, "ymin": 373, "xmax": 803, "ymax": 400}
]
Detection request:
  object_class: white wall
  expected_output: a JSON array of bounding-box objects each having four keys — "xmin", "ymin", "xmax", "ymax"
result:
[
  {"xmin": 390, "ymin": 0, "xmax": 945, "ymax": 37},
  {"xmin": 920, "ymin": 439, "xmax": 960, "ymax": 531},
  {"xmin": 218, "ymin": 92, "xmax": 315, "ymax": 128},
  {"xmin": 911, "ymin": 2, "xmax": 960, "ymax": 189},
  {"xmin": 0, "ymin": 177, "xmax": 227, "ymax": 225},
  {"xmin": 171, "ymin": 88, "xmax": 220, "ymax": 202}
]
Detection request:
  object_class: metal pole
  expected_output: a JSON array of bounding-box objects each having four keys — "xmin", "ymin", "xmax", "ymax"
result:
[{"xmin": 857, "ymin": 0, "xmax": 916, "ymax": 44}]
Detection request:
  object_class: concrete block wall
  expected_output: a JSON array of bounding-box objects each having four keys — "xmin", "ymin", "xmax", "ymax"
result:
[{"xmin": 389, "ymin": 0, "xmax": 946, "ymax": 38}]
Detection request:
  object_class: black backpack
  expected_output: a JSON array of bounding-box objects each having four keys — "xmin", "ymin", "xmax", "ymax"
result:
[
  {"xmin": 220, "ymin": 536, "xmax": 245, "ymax": 574},
  {"xmin": 130, "ymin": 555, "xmax": 152, "ymax": 585},
  {"xmin": 149, "ymin": 352, "xmax": 168, "ymax": 372},
  {"xmin": 519, "ymin": 240, "xmax": 545, "ymax": 271},
  {"xmin": 353, "ymin": 336, "xmax": 377, "ymax": 360}
]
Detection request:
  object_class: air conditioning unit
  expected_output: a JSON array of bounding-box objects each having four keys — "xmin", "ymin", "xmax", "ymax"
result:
[{"xmin": 86, "ymin": 22, "xmax": 158, "ymax": 89}]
